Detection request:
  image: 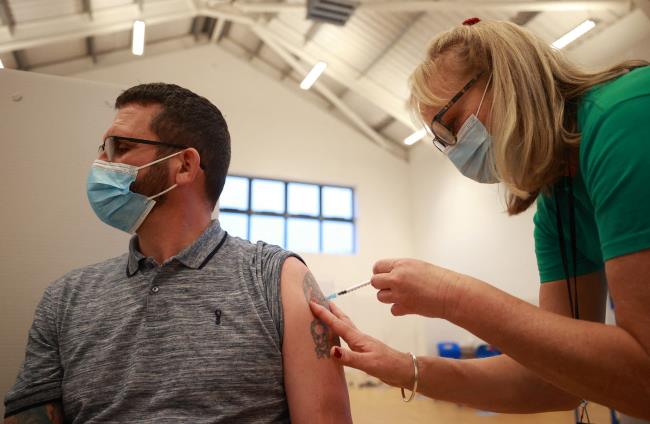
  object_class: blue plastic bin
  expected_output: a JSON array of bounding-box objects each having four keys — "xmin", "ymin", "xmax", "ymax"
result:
[
  {"xmin": 475, "ymin": 344, "xmax": 501, "ymax": 358},
  {"xmin": 437, "ymin": 341, "xmax": 461, "ymax": 359}
]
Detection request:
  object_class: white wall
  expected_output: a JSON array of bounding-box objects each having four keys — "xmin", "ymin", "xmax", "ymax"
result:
[
  {"xmin": 407, "ymin": 141, "xmax": 540, "ymax": 350},
  {"xmin": 0, "ymin": 70, "xmax": 129, "ymax": 418}
]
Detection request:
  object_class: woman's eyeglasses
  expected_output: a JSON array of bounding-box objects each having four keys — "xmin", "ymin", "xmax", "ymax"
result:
[{"xmin": 427, "ymin": 73, "xmax": 483, "ymax": 153}]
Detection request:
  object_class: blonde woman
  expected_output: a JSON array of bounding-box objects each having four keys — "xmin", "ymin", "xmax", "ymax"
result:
[{"xmin": 310, "ymin": 18, "xmax": 650, "ymax": 421}]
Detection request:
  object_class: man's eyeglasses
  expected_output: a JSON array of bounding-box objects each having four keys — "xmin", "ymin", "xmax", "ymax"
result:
[
  {"xmin": 99, "ymin": 135, "xmax": 197, "ymax": 165},
  {"xmin": 427, "ymin": 73, "xmax": 483, "ymax": 153}
]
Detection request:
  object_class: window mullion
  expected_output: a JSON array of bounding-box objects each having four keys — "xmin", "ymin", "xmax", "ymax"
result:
[
  {"xmin": 283, "ymin": 181, "xmax": 288, "ymax": 249},
  {"xmin": 246, "ymin": 177, "xmax": 252, "ymax": 240},
  {"xmin": 319, "ymin": 185, "xmax": 323, "ymax": 253}
]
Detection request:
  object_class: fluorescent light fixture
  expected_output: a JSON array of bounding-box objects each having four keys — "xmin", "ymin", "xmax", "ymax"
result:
[
  {"xmin": 300, "ymin": 61, "xmax": 327, "ymax": 90},
  {"xmin": 0, "ymin": 58, "xmax": 4, "ymax": 69},
  {"xmin": 404, "ymin": 127, "xmax": 427, "ymax": 146},
  {"xmin": 132, "ymin": 20, "xmax": 145, "ymax": 56},
  {"xmin": 552, "ymin": 20, "xmax": 596, "ymax": 49}
]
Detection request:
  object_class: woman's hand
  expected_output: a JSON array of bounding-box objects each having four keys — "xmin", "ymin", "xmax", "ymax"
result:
[
  {"xmin": 309, "ymin": 301, "xmax": 415, "ymax": 389},
  {"xmin": 372, "ymin": 258, "xmax": 464, "ymax": 319}
]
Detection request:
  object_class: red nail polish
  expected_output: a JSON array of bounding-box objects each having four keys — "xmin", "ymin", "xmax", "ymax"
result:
[{"xmin": 333, "ymin": 347, "xmax": 342, "ymax": 359}]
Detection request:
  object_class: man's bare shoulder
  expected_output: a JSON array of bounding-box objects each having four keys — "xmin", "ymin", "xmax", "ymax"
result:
[{"xmin": 280, "ymin": 257, "xmax": 339, "ymax": 359}]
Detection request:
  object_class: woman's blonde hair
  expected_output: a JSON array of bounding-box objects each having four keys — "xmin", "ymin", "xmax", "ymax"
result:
[{"xmin": 409, "ymin": 20, "xmax": 648, "ymax": 215}]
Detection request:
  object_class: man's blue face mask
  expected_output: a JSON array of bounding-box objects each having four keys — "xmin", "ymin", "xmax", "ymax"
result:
[{"xmin": 86, "ymin": 151, "xmax": 182, "ymax": 234}]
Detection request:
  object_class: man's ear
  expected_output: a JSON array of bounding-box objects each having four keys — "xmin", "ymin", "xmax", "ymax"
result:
[{"xmin": 175, "ymin": 148, "xmax": 201, "ymax": 186}]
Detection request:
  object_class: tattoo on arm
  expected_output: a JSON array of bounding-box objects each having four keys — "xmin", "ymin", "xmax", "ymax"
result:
[
  {"xmin": 4, "ymin": 402, "xmax": 64, "ymax": 424},
  {"xmin": 302, "ymin": 271, "xmax": 340, "ymax": 359}
]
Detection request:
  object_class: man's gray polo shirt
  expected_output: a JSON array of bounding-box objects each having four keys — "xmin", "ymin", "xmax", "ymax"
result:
[{"xmin": 4, "ymin": 220, "xmax": 300, "ymax": 423}]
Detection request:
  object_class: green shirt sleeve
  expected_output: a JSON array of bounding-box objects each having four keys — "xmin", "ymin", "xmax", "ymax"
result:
[{"xmin": 580, "ymin": 92, "xmax": 650, "ymax": 262}]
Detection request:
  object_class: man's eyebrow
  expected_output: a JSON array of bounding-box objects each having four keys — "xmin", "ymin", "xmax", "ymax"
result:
[
  {"xmin": 105, "ymin": 133, "xmax": 132, "ymax": 141},
  {"xmin": 100, "ymin": 129, "xmax": 114, "ymax": 141}
]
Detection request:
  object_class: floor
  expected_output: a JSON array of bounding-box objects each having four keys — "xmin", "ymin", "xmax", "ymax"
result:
[{"xmin": 348, "ymin": 385, "xmax": 612, "ymax": 423}]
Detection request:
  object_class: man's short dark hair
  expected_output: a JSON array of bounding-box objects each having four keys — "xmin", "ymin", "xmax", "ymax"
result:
[{"xmin": 115, "ymin": 83, "xmax": 231, "ymax": 208}]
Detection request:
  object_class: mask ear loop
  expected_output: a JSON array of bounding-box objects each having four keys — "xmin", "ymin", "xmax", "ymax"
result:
[
  {"xmin": 148, "ymin": 183, "xmax": 178, "ymax": 200},
  {"xmin": 475, "ymin": 73, "xmax": 492, "ymax": 116},
  {"xmin": 136, "ymin": 149, "xmax": 185, "ymax": 171},
  {"xmin": 137, "ymin": 150, "xmax": 185, "ymax": 200}
]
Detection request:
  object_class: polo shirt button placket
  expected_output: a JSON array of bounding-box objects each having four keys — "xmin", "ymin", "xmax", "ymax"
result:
[
  {"xmin": 146, "ymin": 269, "xmax": 162, "ymax": 323},
  {"xmin": 149, "ymin": 262, "xmax": 166, "ymax": 296}
]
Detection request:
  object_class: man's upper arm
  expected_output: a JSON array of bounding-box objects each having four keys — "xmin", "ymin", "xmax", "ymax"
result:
[
  {"xmin": 280, "ymin": 257, "xmax": 352, "ymax": 424},
  {"xmin": 4, "ymin": 285, "xmax": 63, "ymax": 420},
  {"xmin": 4, "ymin": 402, "xmax": 63, "ymax": 424}
]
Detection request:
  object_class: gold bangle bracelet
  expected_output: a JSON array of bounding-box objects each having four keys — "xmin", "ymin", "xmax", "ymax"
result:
[{"xmin": 401, "ymin": 352, "xmax": 419, "ymax": 402}]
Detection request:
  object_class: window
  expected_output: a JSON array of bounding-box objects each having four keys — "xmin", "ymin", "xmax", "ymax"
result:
[{"xmin": 218, "ymin": 176, "xmax": 356, "ymax": 254}]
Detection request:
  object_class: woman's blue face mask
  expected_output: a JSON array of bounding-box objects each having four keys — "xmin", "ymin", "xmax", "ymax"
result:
[
  {"xmin": 446, "ymin": 114, "xmax": 498, "ymax": 184},
  {"xmin": 445, "ymin": 74, "xmax": 498, "ymax": 184}
]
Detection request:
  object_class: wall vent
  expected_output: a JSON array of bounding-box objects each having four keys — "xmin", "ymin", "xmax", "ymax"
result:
[{"xmin": 307, "ymin": 0, "xmax": 357, "ymax": 26}]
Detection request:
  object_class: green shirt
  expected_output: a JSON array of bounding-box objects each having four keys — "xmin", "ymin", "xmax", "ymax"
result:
[{"xmin": 534, "ymin": 66, "xmax": 650, "ymax": 283}]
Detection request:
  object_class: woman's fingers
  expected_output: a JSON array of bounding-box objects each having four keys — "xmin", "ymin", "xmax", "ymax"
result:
[
  {"xmin": 309, "ymin": 301, "xmax": 361, "ymax": 342},
  {"xmin": 313, "ymin": 301, "xmax": 408, "ymax": 387},
  {"xmin": 330, "ymin": 329, "xmax": 408, "ymax": 388},
  {"xmin": 370, "ymin": 273, "xmax": 393, "ymax": 290},
  {"xmin": 391, "ymin": 303, "xmax": 407, "ymax": 316},
  {"xmin": 330, "ymin": 346, "xmax": 368, "ymax": 372},
  {"xmin": 376, "ymin": 289, "xmax": 394, "ymax": 304},
  {"xmin": 372, "ymin": 258, "xmax": 399, "ymax": 275}
]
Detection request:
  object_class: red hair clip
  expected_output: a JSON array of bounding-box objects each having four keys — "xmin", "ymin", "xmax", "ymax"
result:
[{"xmin": 462, "ymin": 17, "xmax": 481, "ymax": 26}]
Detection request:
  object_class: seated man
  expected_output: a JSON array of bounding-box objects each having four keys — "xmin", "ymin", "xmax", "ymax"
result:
[{"xmin": 4, "ymin": 83, "xmax": 351, "ymax": 423}]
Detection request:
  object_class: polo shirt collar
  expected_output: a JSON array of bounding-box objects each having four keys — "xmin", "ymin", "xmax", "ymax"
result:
[
  {"xmin": 126, "ymin": 220, "xmax": 227, "ymax": 277},
  {"xmin": 174, "ymin": 220, "xmax": 227, "ymax": 269},
  {"xmin": 127, "ymin": 237, "xmax": 146, "ymax": 277}
]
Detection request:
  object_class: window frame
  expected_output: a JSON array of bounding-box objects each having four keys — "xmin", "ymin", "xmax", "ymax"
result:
[{"xmin": 218, "ymin": 175, "xmax": 357, "ymax": 254}]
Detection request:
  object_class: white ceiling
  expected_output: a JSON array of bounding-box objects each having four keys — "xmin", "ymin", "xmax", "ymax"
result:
[{"xmin": 0, "ymin": 0, "xmax": 646, "ymax": 159}]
